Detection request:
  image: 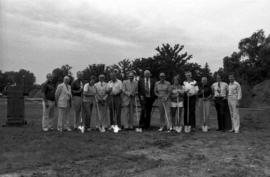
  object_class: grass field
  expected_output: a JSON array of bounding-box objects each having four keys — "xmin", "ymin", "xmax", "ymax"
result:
[{"xmin": 0, "ymin": 98, "xmax": 270, "ymax": 177}]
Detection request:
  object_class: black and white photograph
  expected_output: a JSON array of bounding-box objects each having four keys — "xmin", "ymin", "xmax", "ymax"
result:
[{"xmin": 0, "ymin": 0, "xmax": 270, "ymax": 176}]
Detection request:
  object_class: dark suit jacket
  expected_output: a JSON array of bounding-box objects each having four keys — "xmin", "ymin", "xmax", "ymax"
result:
[{"xmin": 138, "ymin": 77, "xmax": 156, "ymax": 100}]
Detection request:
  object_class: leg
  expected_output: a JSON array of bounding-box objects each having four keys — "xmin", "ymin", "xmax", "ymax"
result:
[
  {"xmin": 231, "ymin": 99, "xmax": 240, "ymax": 132},
  {"xmin": 115, "ymin": 96, "xmax": 122, "ymax": 127},
  {"xmin": 122, "ymin": 105, "xmax": 129, "ymax": 129},
  {"xmin": 183, "ymin": 96, "xmax": 188, "ymax": 126},
  {"xmin": 47, "ymin": 101, "xmax": 55, "ymax": 129},
  {"xmin": 204, "ymin": 100, "xmax": 211, "ymax": 126},
  {"xmin": 57, "ymin": 107, "xmax": 64, "ymax": 130},
  {"xmin": 83, "ymin": 102, "xmax": 92, "ymax": 128},
  {"xmin": 220, "ymin": 100, "xmax": 226, "ymax": 130},
  {"xmin": 189, "ymin": 96, "xmax": 196, "ymax": 128},
  {"xmin": 214, "ymin": 100, "xmax": 221, "ymax": 130},
  {"xmin": 129, "ymin": 102, "xmax": 134, "ymax": 128},
  {"xmin": 145, "ymin": 98, "xmax": 154, "ymax": 128},
  {"xmin": 228, "ymin": 98, "xmax": 234, "ymax": 130},
  {"xmin": 139, "ymin": 102, "xmax": 146, "ymax": 128},
  {"xmin": 196, "ymin": 98, "xmax": 203, "ymax": 127},
  {"xmin": 42, "ymin": 100, "xmax": 49, "ymax": 130},
  {"xmin": 108, "ymin": 98, "xmax": 115, "ymax": 125},
  {"xmin": 159, "ymin": 102, "xmax": 165, "ymax": 128},
  {"xmin": 178, "ymin": 108, "xmax": 183, "ymax": 127},
  {"xmin": 72, "ymin": 96, "xmax": 82, "ymax": 129},
  {"xmin": 170, "ymin": 106, "xmax": 177, "ymax": 127}
]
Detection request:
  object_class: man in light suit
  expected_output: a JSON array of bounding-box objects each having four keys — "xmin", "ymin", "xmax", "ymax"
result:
[
  {"xmin": 138, "ymin": 70, "xmax": 157, "ymax": 130},
  {"xmin": 122, "ymin": 72, "xmax": 138, "ymax": 130},
  {"xmin": 228, "ymin": 74, "xmax": 242, "ymax": 133},
  {"xmin": 55, "ymin": 76, "xmax": 72, "ymax": 132}
]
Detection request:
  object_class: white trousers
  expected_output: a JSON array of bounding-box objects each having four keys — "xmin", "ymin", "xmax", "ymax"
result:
[
  {"xmin": 42, "ymin": 100, "xmax": 55, "ymax": 130},
  {"xmin": 57, "ymin": 107, "xmax": 71, "ymax": 130},
  {"xmin": 228, "ymin": 98, "xmax": 240, "ymax": 132}
]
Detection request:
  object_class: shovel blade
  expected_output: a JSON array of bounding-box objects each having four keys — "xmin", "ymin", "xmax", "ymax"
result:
[{"xmin": 202, "ymin": 125, "xmax": 208, "ymax": 132}]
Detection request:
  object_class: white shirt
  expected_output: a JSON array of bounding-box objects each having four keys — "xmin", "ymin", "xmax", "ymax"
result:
[
  {"xmin": 183, "ymin": 80, "xmax": 199, "ymax": 96},
  {"xmin": 108, "ymin": 79, "xmax": 123, "ymax": 95},
  {"xmin": 83, "ymin": 83, "xmax": 96, "ymax": 102},
  {"xmin": 212, "ymin": 82, "xmax": 228, "ymax": 97},
  {"xmin": 95, "ymin": 81, "xmax": 108, "ymax": 97},
  {"xmin": 228, "ymin": 81, "xmax": 242, "ymax": 100}
]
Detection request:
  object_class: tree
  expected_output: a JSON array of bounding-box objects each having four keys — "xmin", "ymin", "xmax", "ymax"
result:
[
  {"xmin": 0, "ymin": 69, "xmax": 36, "ymax": 95},
  {"xmin": 81, "ymin": 64, "xmax": 106, "ymax": 82},
  {"xmin": 153, "ymin": 43, "xmax": 192, "ymax": 81},
  {"xmin": 52, "ymin": 64, "xmax": 73, "ymax": 85},
  {"xmin": 221, "ymin": 29, "xmax": 270, "ymax": 85}
]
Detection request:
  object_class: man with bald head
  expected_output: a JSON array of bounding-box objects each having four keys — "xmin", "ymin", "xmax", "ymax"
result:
[
  {"xmin": 41, "ymin": 73, "xmax": 56, "ymax": 131},
  {"xmin": 55, "ymin": 76, "xmax": 72, "ymax": 132},
  {"xmin": 138, "ymin": 70, "xmax": 157, "ymax": 130}
]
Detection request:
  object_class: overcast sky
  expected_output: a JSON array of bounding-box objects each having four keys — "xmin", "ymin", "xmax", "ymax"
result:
[{"xmin": 1, "ymin": 0, "xmax": 270, "ymax": 83}]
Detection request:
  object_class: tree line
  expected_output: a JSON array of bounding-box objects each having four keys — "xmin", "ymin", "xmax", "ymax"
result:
[{"xmin": 1, "ymin": 29, "xmax": 269, "ymax": 95}]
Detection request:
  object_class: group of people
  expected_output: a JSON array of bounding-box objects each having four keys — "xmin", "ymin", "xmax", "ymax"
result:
[{"xmin": 41, "ymin": 69, "xmax": 242, "ymax": 134}]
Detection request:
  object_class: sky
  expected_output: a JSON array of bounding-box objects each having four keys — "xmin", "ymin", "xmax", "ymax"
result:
[{"xmin": 1, "ymin": 0, "xmax": 270, "ymax": 84}]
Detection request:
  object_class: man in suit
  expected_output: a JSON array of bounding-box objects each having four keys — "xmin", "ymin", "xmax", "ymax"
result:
[
  {"xmin": 228, "ymin": 74, "xmax": 242, "ymax": 133},
  {"xmin": 211, "ymin": 74, "xmax": 229, "ymax": 132},
  {"xmin": 122, "ymin": 72, "xmax": 138, "ymax": 130},
  {"xmin": 55, "ymin": 76, "xmax": 72, "ymax": 132},
  {"xmin": 41, "ymin": 73, "xmax": 56, "ymax": 132},
  {"xmin": 138, "ymin": 70, "xmax": 156, "ymax": 130}
]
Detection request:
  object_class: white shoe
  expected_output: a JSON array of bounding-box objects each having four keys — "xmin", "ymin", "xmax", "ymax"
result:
[
  {"xmin": 42, "ymin": 128, "xmax": 49, "ymax": 132},
  {"xmin": 176, "ymin": 126, "xmax": 182, "ymax": 133},
  {"xmin": 135, "ymin": 128, "xmax": 142, "ymax": 132},
  {"xmin": 81, "ymin": 126, "xmax": 85, "ymax": 133},
  {"xmin": 234, "ymin": 130, "xmax": 239, "ymax": 134},
  {"xmin": 158, "ymin": 127, "xmax": 164, "ymax": 132},
  {"xmin": 100, "ymin": 127, "xmax": 106, "ymax": 133},
  {"xmin": 167, "ymin": 127, "xmax": 173, "ymax": 133},
  {"xmin": 113, "ymin": 125, "xmax": 120, "ymax": 133},
  {"xmin": 109, "ymin": 125, "xmax": 115, "ymax": 130},
  {"xmin": 202, "ymin": 125, "xmax": 208, "ymax": 132},
  {"xmin": 66, "ymin": 128, "xmax": 72, "ymax": 132}
]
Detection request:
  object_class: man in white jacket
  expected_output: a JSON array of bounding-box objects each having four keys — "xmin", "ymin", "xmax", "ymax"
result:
[
  {"xmin": 228, "ymin": 74, "xmax": 242, "ymax": 133},
  {"xmin": 55, "ymin": 76, "xmax": 72, "ymax": 132}
]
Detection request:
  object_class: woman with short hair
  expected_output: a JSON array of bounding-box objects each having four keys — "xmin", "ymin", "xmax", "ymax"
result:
[{"xmin": 170, "ymin": 75, "xmax": 184, "ymax": 133}]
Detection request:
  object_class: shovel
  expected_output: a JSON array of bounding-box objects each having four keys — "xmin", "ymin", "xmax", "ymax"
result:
[
  {"xmin": 95, "ymin": 97, "xmax": 104, "ymax": 132},
  {"xmin": 184, "ymin": 94, "xmax": 191, "ymax": 133},
  {"xmin": 176, "ymin": 96, "xmax": 182, "ymax": 133},
  {"xmin": 135, "ymin": 96, "xmax": 142, "ymax": 133},
  {"xmin": 111, "ymin": 96, "xmax": 120, "ymax": 133},
  {"xmin": 162, "ymin": 101, "xmax": 172, "ymax": 132},
  {"xmin": 201, "ymin": 91, "xmax": 208, "ymax": 132}
]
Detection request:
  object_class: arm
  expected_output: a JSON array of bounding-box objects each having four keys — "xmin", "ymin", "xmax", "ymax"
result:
[
  {"xmin": 237, "ymin": 83, "xmax": 242, "ymax": 101},
  {"xmin": 122, "ymin": 81, "xmax": 130, "ymax": 96},
  {"xmin": 41, "ymin": 83, "xmax": 47, "ymax": 101},
  {"xmin": 154, "ymin": 82, "xmax": 159, "ymax": 98},
  {"xmin": 55, "ymin": 85, "xmax": 61, "ymax": 106},
  {"xmin": 165, "ymin": 82, "xmax": 171, "ymax": 100}
]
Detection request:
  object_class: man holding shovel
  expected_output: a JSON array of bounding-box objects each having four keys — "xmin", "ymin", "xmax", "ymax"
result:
[
  {"xmin": 122, "ymin": 72, "xmax": 138, "ymax": 130},
  {"xmin": 197, "ymin": 77, "xmax": 212, "ymax": 132},
  {"xmin": 95, "ymin": 74, "xmax": 109, "ymax": 133}
]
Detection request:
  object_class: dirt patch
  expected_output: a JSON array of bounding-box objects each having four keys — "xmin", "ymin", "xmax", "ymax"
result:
[{"xmin": 1, "ymin": 99, "xmax": 270, "ymax": 177}]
